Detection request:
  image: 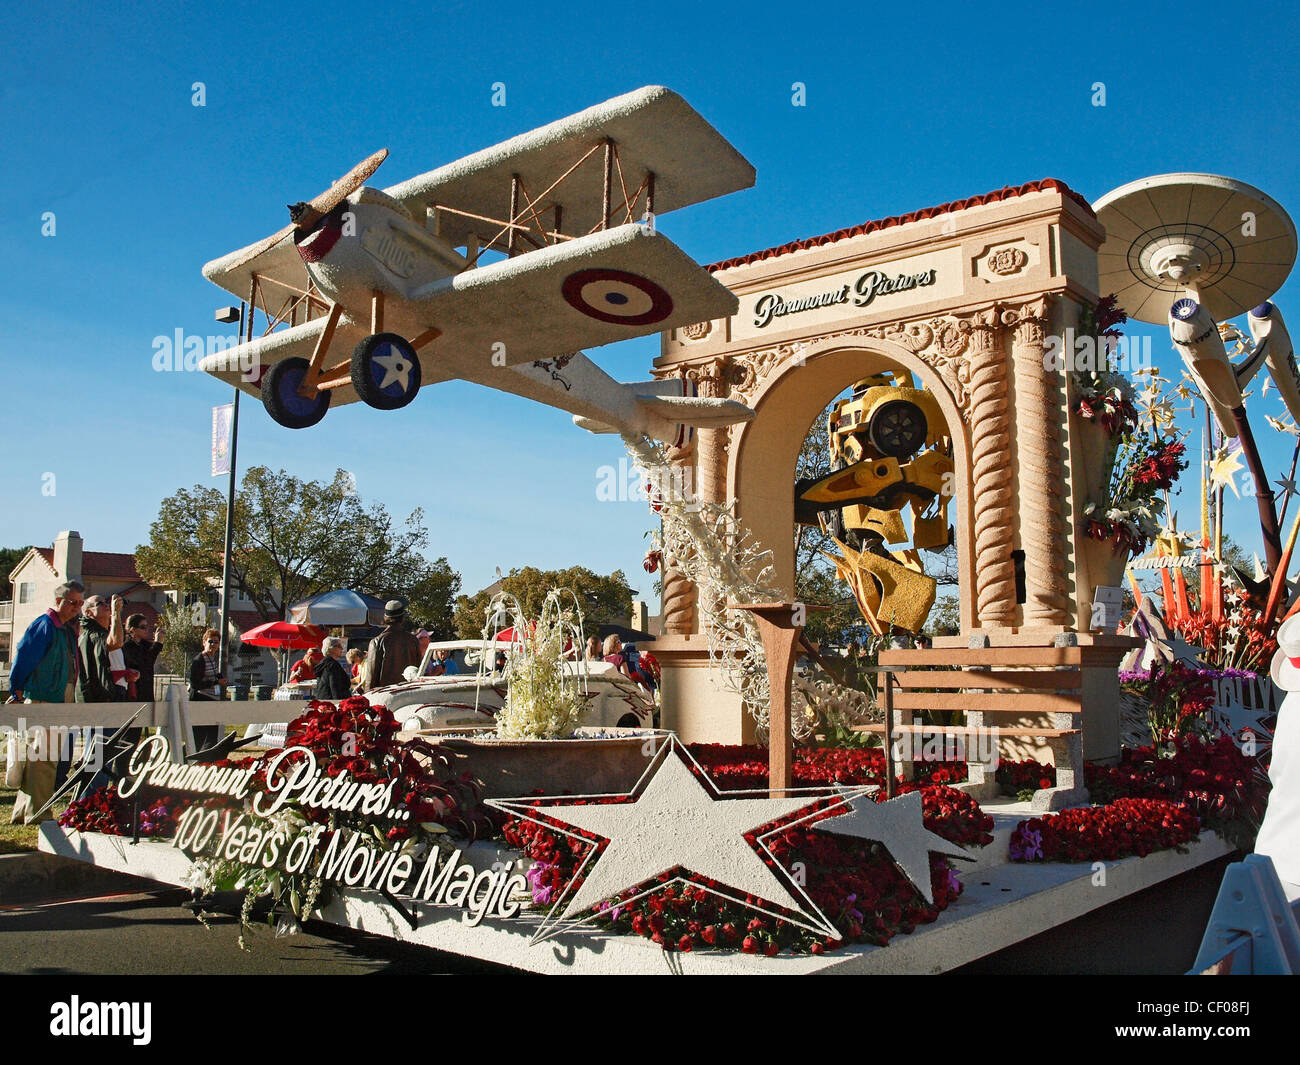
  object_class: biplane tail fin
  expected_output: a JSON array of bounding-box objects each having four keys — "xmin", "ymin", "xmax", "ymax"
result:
[
  {"xmin": 632, "ymin": 393, "xmax": 754, "ymax": 427},
  {"xmin": 571, "ymin": 393, "xmax": 753, "ymax": 438}
]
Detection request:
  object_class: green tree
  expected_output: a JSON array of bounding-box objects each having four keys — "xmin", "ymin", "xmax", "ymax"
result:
[
  {"xmin": 154, "ymin": 602, "xmax": 243, "ymax": 678},
  {"xmin": 454, "ymin": 566, "xmax": 633, "ymax": 639},
  {"xmin": 136, "ymin": 467, "xmax": 460, "ymax": 628},
  {"xmin": 0, "ymin": 546, "xmax": 32, "ymax": 598}
]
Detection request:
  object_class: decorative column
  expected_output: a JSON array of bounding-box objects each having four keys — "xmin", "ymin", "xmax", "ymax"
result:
[
  {"xmin": 961, "ymin": 306, "xmax": 1018, "ymax": 628},
  {"xmin": 1006, "ymin": 297, "xmax": 1070, "ymax": 627},
  {"xmin": 661, "ymin": 435, "xmax": 698, "ymax": 635},
  {"xmin": 687, "ymin": 359, "xmax": 733, "ymax": 626},
  {"xmin": 689, "ymin": 358, "xmax": 731, "ymax": 507}
]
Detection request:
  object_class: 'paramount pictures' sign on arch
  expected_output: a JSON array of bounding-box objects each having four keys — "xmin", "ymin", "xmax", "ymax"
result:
[{"xmin": 733, "ymin": 247, "xmax": 961, "ymax": 341}]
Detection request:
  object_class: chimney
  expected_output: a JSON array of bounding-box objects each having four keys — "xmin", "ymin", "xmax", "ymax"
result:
[{"xmin": 53, "ymin": 531, "xmax": 83, "ymax": 583}]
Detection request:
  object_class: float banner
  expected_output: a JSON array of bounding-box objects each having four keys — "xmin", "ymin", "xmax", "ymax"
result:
[
  {"xmin": 120, "ymin": 736, "xmax": 528, "ymax": 925},
  {"xmin": 211, "ymin": 403, "xmax": 234, "ymax": 477}
]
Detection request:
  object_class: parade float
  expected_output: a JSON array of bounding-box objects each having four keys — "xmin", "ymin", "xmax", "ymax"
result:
[{"xmin": 30, "ymin": 87, "xmax": 1298, "ymax": 972}]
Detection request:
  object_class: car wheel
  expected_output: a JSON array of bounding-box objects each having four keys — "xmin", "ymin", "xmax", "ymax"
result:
[{"xmin": 867, "ymin": 399, "xmax": 928, "ymax": 458}]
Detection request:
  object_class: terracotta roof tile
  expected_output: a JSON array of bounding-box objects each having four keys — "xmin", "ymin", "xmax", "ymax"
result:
[
  {"xmin": 34, "ymin": 546, "xmax": 141, "ymax": 581},
  {"xmin": 707, "ymin": 178, "xmax": 1094, "ymax": 273}
]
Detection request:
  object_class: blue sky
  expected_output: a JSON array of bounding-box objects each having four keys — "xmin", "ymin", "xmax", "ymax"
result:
[{"xmin": 2, "ymin": 0, "xmax": 1298, "ymax": 604}]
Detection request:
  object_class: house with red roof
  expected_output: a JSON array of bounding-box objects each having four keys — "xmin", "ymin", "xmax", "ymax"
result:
[{"xmin": 2, "ymin": 531, "xmax": 273, "ymax": 687}]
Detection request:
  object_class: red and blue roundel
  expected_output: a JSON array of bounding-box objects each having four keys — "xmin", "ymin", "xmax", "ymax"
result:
[{"xmin": 561, "ymin": 268, "xmax": 673, "ymax": 326}]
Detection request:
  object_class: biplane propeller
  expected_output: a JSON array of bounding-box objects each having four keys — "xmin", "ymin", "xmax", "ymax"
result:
[{"xmin": 200, "ymin": 87, "xmax": 758, "ymax": 445}]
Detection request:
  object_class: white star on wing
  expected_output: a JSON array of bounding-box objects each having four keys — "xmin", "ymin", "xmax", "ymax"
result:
[{"xmin": 374, "ymin": 350, "xmax": 411, "ymax": 391}]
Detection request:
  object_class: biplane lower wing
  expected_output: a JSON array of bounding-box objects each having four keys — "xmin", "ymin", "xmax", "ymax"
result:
[{"xmin": 198, "ymin": 316, "xmax": 368, "ymax": 402}]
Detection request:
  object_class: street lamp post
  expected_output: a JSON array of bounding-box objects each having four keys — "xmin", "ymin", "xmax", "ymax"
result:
[{"xmin": 215, "ymin": 304, "xmax": 244, "ymax": 689}]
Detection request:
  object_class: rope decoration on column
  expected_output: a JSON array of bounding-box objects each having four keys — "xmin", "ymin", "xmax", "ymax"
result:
[{"xmin": 963, "ymin": 307, "xmax": 1018, "ymax": 627}]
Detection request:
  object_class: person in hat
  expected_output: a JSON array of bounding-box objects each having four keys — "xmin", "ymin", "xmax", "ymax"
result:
[
  {"xmin": 1255, "ymin": 613, "xmax": 1300, "ymax": 897},
  {"xmin": 365, "ymin": 599, "xmax": 421, "ymax": 690},
  {"xmin": 288, "ymin": 647, "xmax": 324, "ymax": 684}
]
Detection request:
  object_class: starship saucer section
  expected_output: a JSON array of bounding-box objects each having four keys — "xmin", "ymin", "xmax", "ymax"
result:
[{"xmin": 1095, "ymin": 173, "xmax": 1297, "ymax": 326}]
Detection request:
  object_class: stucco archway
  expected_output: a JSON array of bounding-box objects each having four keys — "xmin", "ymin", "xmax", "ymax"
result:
[{"xmin": 728, "ymin": 336, "xmax": 974, "ymax": 634}]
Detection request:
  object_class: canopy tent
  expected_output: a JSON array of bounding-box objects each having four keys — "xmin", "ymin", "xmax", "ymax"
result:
[
  {"xmin": 288, "ymin": 589, "xmax": 387, "ymax": 628},
  {"xmin": 241, "ymin": 620, "xmax": 327, "ymax": 686}
]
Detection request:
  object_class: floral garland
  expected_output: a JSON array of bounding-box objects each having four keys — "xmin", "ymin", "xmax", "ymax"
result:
[
  {"xmin": 627, "ymin": 434, "xmax": 875, "ymax": 741},
  {"xmin": 1009, "ymin": 798, "xmax": 1199, "ymax": 863},
  {"xmin": 1072, "ymin": 296, "xmax": 1188, "ymax": 557},
  {"xmin": 1071, "ymin": 295, "xmax": 1135, "ymax": 435},
  {"xmin": 686, "ymin": 743, "xmax": 967, "ymax": 791}
]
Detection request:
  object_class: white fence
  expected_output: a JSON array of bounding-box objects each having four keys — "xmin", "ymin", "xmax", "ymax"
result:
[{"xmin": 1, "ymin": 682, "xmax": 307, "ymax": 762}]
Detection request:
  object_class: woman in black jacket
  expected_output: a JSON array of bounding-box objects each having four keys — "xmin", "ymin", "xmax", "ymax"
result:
[
  {"xmin": 315, "ymin": 638, "xmax": 352, "ymax": 701},
  {"xmin": 188, "ymin": 628, "xmax": 224, "ymax": 753}
]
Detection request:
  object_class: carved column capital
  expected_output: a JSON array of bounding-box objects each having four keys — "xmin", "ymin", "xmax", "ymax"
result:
[
  {"xmin": 686, "ymin": 356, "xmax": 734, "ymax": 400},
  {"xmin": 1001, "ymin": 294, "xmax": 1053, "ymax": 339}
]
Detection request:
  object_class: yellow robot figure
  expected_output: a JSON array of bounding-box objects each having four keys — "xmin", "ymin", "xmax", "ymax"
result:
[{"xmin": 794, "ymin": 370, "xmax": 953, "ymax": 633}]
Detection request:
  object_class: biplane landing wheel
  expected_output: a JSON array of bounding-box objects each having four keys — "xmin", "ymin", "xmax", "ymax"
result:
[
  {"xmin": 867, "ymin": 399, "xmax": 928, "ymax": 459},
  {"xmin": 262, "ymin": 357, "xmax": 331, "ymax": 429},
  {"xmin": 351, "ymin": 333, "xmax": 421, "ymax": 411}
]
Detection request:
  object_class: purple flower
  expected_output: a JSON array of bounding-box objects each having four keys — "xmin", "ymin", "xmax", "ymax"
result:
[
  {"xmin": 525, "ymin": 861, "xmax": 556, "ymax": 905},
  {"xmin": 1009, "ymin": 826, "xmax": 1044, "ymax": 862}
]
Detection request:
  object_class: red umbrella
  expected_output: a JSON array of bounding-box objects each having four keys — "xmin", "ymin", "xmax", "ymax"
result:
[{"xmin": 242, "ymin": 620, "xmax": 326, "ymax": 649}]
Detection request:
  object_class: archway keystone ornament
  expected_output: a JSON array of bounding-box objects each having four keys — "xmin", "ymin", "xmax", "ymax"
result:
[{"xmin": 486, "ymin": 738, "xmax": 965, "ymax": 945}]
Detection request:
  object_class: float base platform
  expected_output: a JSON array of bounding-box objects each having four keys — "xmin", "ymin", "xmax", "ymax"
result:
[{"xmin": 38, "ymin": 814, "xmax": 1233, "ymax": 975}]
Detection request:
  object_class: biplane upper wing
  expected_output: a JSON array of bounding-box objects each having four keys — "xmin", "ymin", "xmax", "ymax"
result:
[
  {"xmin": 383, "ymin": 86, "xmax": 755, "ymax": 253},
  {"xmin": 405, "ymin": 222, "xmax": 737, "ymax": 370},
  {"xmin": 202, "ymin": 230, "xmax": 309, "ymax": 304}
]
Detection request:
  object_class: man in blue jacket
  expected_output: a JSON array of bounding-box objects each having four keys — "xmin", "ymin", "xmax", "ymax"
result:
[{"xmin": 5, "ymin": 581, "xmax": 84, "ymax": 822}]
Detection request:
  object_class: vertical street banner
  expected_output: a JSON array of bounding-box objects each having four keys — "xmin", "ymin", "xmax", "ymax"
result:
[{"xmin": 212, "ymin": 403, "xmax": 234, "ymax": 477}]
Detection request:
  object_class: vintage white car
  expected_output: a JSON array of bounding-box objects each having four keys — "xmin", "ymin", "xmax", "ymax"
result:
[{"xmin": 364, "ymin": 640, "xmax": 656, "ymax": 733}]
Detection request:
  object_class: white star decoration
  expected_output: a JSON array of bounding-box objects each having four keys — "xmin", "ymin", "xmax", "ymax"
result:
[
  {"xmin": 374, "ymin": 350, "xmax": 412, "ymax": 391},
  {"xmin": 487, "ymin": 738, "xmax": 969, "ymax": 945},
  {"xmin": 809, "ymin": 788, "xmax": 969, "ymax": 905},
  {"xmin": 1209, "ymin": 446, "xmax": 1244, "ymax": 498}
]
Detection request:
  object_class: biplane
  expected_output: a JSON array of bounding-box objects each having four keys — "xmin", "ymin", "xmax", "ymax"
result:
[{"xmin": 199, "ymin": 86, "xmax": 756, "ymax": 444}]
